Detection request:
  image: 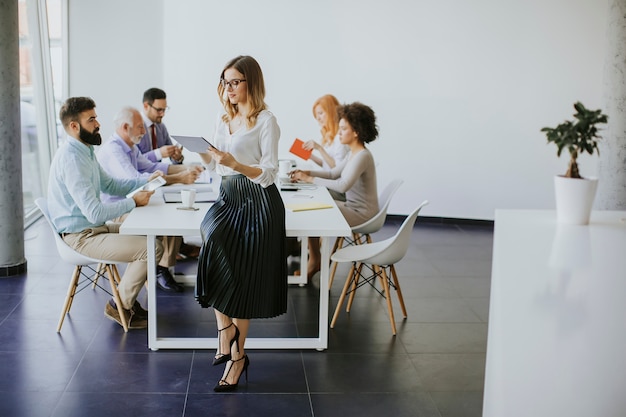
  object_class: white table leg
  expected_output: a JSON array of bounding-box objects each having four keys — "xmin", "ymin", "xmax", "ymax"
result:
[
  {"xmin": 287, "ymin": 237, "xmax": 308, "ymax": 285},
  {"xmin": 148, "ymin": 234, "xmax": 333, "ymax": 351},
  {"xmin": 146, "ymin": 234, "xmax": 158, "ymax": 350},
  {"xmin": 317, "ymin": 236, "xmax": 331, "ymax": 350}
]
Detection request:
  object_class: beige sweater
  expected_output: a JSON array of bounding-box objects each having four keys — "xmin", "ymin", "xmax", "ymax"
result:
[{"xmin": 311, "ymin": 148, "xmax": 378, "ymax": 226}]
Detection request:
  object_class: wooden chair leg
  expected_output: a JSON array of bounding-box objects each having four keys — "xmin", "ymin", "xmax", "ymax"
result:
[
  {"xmin": 346, "ymin": 262, "xmax": 364, "ymax": 312},
  {"xmin": 390, "ymin": 265, "xmax": 407, "ymax": 318},
  {"xmin": 110, "ymin": 264, "xmax": 123, "ymax": 286},
  {"xmin": 66, "ymin": 267, "xmax": 81, "ymax": 312},
  {"xmin": 92, "ymin": 263, "xmax": 105, "ymax": 289},
  {"xmin": 57, "ymin": 265, "xmax": 81, "ymax": 332},
  {"xmin": 328, "ymin": 237, "xmax": 344, "ymax": 289},
  {"xmin": 379, "ymin": 266, "xmax": 397, "ymax": 335},
  {"xmin": 330, "ymin": 263, "xmax": 355, "ymax": 328},
  {"xmin": 376, "ymin": 264, "xmax": 387, "ymax": 295},
  {"xmin": 105, "ymin": 264, "xmax": 128, "ymax": 332},
  {"xmin": 328, "ymin": 261, "xmax": 338, "ymax": 289},
  {"xmin": 331, "ymin": 236, "xmax": 342, "ymax": 254}
]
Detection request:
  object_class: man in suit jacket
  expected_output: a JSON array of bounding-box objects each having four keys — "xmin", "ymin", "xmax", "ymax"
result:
[
  {"xmin": 138, "ymin": 87, "xmax": 184, "ymax": 164},
  {"xmin": 138, "ymin": 87, "xmax": 202, "ymax": 260}
]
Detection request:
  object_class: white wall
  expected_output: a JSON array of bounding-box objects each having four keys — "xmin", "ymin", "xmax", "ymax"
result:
[
  {"xmin": 69, "ymin": 0, "xmax": 608, "ymax": 220},
  {"xmin": 67, "ymin": 0, "xmax": 165, "ymax": 137}
]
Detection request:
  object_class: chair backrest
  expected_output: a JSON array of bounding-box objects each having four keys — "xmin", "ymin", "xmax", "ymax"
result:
[
  {"xmin": 363, "ymin": 200, "xmax": 429, "ymax": 266},
  {"xmin": 35, "ymin": 197, "xmax": 103, "ymax": 266},
  {"xmin": 351, "ymin": 179, "xmax": 404, "ymax": 235}
]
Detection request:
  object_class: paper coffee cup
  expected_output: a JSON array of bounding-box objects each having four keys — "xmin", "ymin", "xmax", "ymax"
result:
[
  {"xmin": 181, "ymin": 189, "xmax": 196, "ymax": 208},
  {"xmin": 279, "ymin": 160, "xmax": 291, "ymax": 177}
]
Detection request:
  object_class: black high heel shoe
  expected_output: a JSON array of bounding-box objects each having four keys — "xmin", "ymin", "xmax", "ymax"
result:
[
  {"xmin": 212, "ymin": 323, "xmax": 240, "ymax": 366},
  {"xmin": 213, "ymin": 355, "xmax": 250, "ymax": 392}
]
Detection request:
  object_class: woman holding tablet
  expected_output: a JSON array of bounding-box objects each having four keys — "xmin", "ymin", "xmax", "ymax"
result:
[{"xmin": 197, "ymin": 55, "xmax": 286, "ymax": 392}]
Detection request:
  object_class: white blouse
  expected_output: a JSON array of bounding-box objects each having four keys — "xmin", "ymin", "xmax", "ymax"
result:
[
  {"xmin": 321, "ymin": 134, "xmax": 349, "ymax": 170},
  {"xmin": 207, "ymin": 110, "xmax": 281, "ymax": 188}
]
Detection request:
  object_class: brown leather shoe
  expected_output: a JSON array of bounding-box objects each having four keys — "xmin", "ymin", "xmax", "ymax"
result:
[{"xmin": 104, "ymin": 301, "xmax": 147, "ymax": 329}]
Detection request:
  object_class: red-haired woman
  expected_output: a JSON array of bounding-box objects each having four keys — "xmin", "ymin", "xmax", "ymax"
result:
[{"xmin": 303, "ymin": 94, "xmax": 349, "ymax": 170}]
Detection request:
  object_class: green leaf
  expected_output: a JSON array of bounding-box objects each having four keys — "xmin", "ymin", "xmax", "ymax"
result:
[{"xmin": 542, "ymin": 101, "xmax": 608, "ymax": 162}]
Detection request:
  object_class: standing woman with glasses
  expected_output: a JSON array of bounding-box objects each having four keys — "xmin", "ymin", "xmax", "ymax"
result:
[{"xmin": 197, "ymin": 55, "xmax": 287, "ymax": 392}]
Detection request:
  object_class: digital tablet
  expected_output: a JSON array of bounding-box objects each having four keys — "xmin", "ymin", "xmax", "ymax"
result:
[
  {"xmin": 171, "ymin": 135, "xmax": 217, "ymax": 153},
  {"xmin": 126, "ymin": 176, "xmax": 166, "ymax": 198}
]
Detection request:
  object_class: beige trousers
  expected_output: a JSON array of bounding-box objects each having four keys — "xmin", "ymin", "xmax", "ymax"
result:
[
  {"xmin": 112, "ymin": 213, "xmax": 181, "ymax": 268},
  {"xmin": 160, "ymin": 236, "xmax": 182, "ymax": 268},
  {"xmin": 62, "ymin": 223, "xmax": 164, "ymax": 310}
]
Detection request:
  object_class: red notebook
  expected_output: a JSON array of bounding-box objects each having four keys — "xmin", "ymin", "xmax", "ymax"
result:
[{"xmin": 289, "ymin": 138, "xmax": 312, "ymax": 160}]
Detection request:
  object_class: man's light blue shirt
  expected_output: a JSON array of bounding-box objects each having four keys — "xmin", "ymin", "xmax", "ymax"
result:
[
  {"xmin": 97, "ymin": 134, "xmax": 169, "ymax": 203},
  {"xmin": 47, "ymin": 137, "xmax": 145, "ymax": 234}
]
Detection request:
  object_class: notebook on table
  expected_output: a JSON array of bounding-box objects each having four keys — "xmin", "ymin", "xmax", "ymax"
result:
[
  {"xmin": 285, "ymin": 202, "xmax": 333, "ymax": 212},
  {"xmin": 289, "ymin": 138, "xmax": 312, "ymax": 160}
]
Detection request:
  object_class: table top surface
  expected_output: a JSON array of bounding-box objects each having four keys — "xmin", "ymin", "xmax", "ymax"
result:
[
  {"xmin": 483, "ymin": 209, "xmax": 626, "ymax": 417},
  {"xmin": 119, "ymin": 182, "xmax": 351, "ymax": 237}
]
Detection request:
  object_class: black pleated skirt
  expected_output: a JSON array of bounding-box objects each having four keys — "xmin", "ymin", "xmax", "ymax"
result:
[{"xmin": 195, "ymin": 174, "xmax": 288, "ymax": 319}]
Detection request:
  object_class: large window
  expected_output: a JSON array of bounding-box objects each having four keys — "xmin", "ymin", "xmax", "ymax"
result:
[{"xmin": 19, "ymin": 0, "xmax": 65, "ymax": 227}]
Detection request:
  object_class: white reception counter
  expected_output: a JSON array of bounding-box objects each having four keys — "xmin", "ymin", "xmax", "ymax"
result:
[{"xmin": 483, "ymin": 210, "xmax": 626, "ymax": 417}]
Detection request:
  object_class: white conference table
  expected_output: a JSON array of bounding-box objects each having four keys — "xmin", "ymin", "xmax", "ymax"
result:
[
  {"xmin": 119, "ymin": 183, "xmax": 351, "ymax": 351},
  {"xmin": 483, "ymin": 210, "xmax": 626, "ymax": 417}
]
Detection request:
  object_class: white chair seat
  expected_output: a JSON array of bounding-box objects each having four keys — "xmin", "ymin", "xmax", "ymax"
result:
[
  {"xmin": 330, "ymin": 200, "xmax": 429, "ymax": 335},
  {"xmin": 329, "ymin": 179, "xmax": 404, "ymax": 288},
  {"xmin": 35, "ymin": 198, "xmax": 129, "ymax": 332},
  {"xmin": 331, "ymin": 239, "xmax": 393, "ymax": 265}
]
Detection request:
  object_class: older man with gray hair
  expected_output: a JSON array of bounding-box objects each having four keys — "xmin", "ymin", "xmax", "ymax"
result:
[{"xmin": 97, "ymin": 106, "xmax": 203, "ymax": 292}]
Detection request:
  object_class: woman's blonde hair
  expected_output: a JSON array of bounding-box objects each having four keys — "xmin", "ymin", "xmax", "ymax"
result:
[
  {"xmin": 312, "ymin": 94, "xmax": 340, "ymax": 147},
  {"xmin": 218, "ymin": 55, "xmax": 267, "ymax": 128}
]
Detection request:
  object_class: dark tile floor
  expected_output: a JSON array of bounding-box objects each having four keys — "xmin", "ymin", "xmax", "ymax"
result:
[{"xmin": 0, "ymin": 216, "xmax": 493, "ymax": 417}]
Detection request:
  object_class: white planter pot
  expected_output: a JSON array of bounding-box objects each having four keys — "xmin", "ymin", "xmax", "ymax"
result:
[{"xmin": 554, "ymin": 176, "xmax": 598, "ymax": 225}]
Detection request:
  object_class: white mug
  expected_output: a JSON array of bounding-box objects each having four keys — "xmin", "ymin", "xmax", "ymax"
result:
[
  {"xmin": 279, "ymin": 160, "xmax": 292, "ymax": 177},
  {"xmin": 181, "ymin": 189, "xmax": 196, "ymax": 208}
]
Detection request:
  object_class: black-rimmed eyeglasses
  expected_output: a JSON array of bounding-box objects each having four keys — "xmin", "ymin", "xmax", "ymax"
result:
[
  {"xmin": 149, "ymin": 104, "xmax": 170, "ymax": 113},
  {"xmin": 220, "ymin": 79, "xmax": 246, "ymax": 90}
]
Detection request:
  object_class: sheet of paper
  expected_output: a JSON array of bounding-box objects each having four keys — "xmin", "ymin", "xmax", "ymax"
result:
[
  {"xmin": 285, "ymin": 202, "xmax": 333, "ymax": 212},
  {"xmin": 126, "ymin": 176, "xmax": 166, "ymax": 198}
]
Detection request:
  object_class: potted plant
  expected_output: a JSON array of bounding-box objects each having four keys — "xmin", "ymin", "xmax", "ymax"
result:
[{"xmin": 541, "ymin": 101, "xmax": 608, "ymax": 224}]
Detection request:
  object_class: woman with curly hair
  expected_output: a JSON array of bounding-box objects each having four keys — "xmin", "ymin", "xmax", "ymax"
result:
[{"xmin": 290, "ymin": 102, "xmax": 379, "ymax": 276}]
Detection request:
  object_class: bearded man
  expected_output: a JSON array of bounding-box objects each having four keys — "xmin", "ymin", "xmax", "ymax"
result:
[{"xmin": 47, "ymin": 97, "xmax": 165, "ymax": 329}]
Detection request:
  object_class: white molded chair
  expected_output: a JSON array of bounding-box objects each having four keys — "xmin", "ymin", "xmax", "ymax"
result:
[
  {"xmin": 328, "ymin": 179, "xmax": 404, "ymax": 288},
  {"xmin": 35, "ymin": 198, "xmax": 129, "ymax": 332},
  {"xmin": 330, "ymin": 200, "xmax": 429, "ymax": 335}
]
